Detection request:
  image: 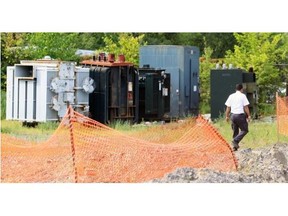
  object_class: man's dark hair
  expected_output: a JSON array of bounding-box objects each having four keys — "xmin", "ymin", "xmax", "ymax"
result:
[{"xmin": 236, "ymin": 84, "xmax": 243, "ymax": 91}]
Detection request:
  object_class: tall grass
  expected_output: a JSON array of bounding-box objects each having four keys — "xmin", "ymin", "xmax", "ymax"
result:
[
  {"xmin": 108, "ymin": 120, "xmax": 133, "ymax": 131},
  {"xmin": 213, "ymin": 117, "xmax": 288, "ymax": 149},
  {"xmin": 258, "ymin": 103, "xmax": 276, "ymax": 116},
  {"xmin": 1, "ymin": 120, "xmax": 59, "ymax": 141},
  {"xmin": 108, "ymin": 120, "xmax": 149, "ymax": 132},
  {"xmin": 199, "ymin": 103, "xmax": 210, "ymax": 114}
]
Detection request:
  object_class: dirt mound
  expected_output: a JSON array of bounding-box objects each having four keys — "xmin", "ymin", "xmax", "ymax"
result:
[{"xmin": 150, "ymin": 143, "xmax": 288, "ymax": 183}]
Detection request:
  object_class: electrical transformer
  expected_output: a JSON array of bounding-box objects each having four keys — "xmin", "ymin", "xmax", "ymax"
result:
[
  {"xmin": 81, "ymin": 54, "xmax": 139, "ymax": 124},
  {"xmin": 138, "ymin": 65, "xmax": 170, "ymax": 121},
  {"xmin": 6, "ymin": 57, "xmax": 94, "ymax": 122},
  {"xmin": 140, "ymin": 45, "xmax": 200, "ymax": 119},
  {"xmin": 210, "ymin": 67, "xmax": 258, "ymax": 120}
]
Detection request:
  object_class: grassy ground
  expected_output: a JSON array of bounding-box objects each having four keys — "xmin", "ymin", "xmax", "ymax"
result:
[
  {"xmin": 1, "ymin": 120, "xmax": 59, "ymax": 141},
  {"xmin": 213, "ymin": 117, "xmax": 288, "ymax": 149},
  {"xmin": 2, "ymin": 88, "xmax": 286, "ymax": 147},
  {"xmin": 1, "ymin": 116, "xmax": 288, "ymax": 148}
]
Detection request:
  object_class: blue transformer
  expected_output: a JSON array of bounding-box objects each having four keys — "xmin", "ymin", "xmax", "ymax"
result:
[{"xmin": 139, "ymin": 45, "xmax": 200, "ymax": 119}]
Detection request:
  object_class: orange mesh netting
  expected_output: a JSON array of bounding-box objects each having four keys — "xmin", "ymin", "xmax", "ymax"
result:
[
  {"xmin": 276, "ymin": 94, "xmax": 288, "ymax": 136},
  {"xmin": 1, "ymin": 106, "xmax": 237, "ymax": 183}
]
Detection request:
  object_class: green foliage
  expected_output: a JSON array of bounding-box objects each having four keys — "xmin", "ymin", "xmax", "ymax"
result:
[
  {"xmin": 1, "ymin": 91, "xmax": 6, "ymax": 119},
  {"xmin": 143, "ymin": 33, "xmax": 180, "ymax": 45},
  {"xmin": 1, "ymin": 33, "xmax": 29, "ymax": 89},
  {"xmin": 37, "ymin": 121, "xmax": 59, "ymax": 131},
  {"xmin": 101, "ymin": 33, "xmax": 146, "ymax": 67},
  {"xmin": 202, "ymin": 33, "xmax": 236, "ymax": 58},
  {"xmin": 176, "ymin": 33, "xmax": 204, "ymax": 46},
  {"xmin": 108, "ymin": 120, "xmax": 133, "ymax": 131},
  {"xmin": 26, "ymin": 33, "xmax": 80, "ymax": 61},
  {"xmin": 199, "ymin": 47, "xmax": 214, "ymax": 113},
  {"xmin": 225, "ymin": 33, "xmax": 285, "ymax": 103},
  {"xmin": 77, "ymin": 33, "xmax": 105, "ymax": 50},
  {"xmin": 199, "ymin": 103, "xmax": 210, "ymax": 114},
  {"xmin": 258, "ymin": 103, "xmax": 276, "ymax": 116}
]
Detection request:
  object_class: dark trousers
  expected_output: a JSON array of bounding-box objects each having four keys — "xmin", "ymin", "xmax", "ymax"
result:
[{"xmin": 231, "ymin": 114, "xmax": 248, "ymax": 144}]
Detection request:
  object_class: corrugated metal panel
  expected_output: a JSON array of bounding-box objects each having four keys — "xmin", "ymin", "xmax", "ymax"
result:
[
  {"xmin": 75, "ymin": 67, "xmax": 91, "ymax": 104},
  {"xmin": 45, "ymin": 67, "xmax": 59, "ymax": 121},
  {"xmin": 36, "ymin": 67, "xmax": 48, "ymax": 122},
  {"xmin": 18, "ymin": 80, "xmax": 26, "ymax": 120},
  {"xmin": 6, "ymin": 66, "xmax": 14, "ymax": 120},
  {"xmin": 26, "ymin": 80, "xmax": 35, "ymax": 121},
  {"xmin": 13, "ymin": 77, "xmax": 19, "ymax": 119}
]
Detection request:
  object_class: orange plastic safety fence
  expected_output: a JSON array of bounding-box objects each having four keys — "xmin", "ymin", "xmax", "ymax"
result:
[
  {"xmin": 276, "ymin": 94, "xmax": 288, "ymax": 136},
  {"xmin": 1, "ymin": 106, "xmax": 237, "ymax": 183}
]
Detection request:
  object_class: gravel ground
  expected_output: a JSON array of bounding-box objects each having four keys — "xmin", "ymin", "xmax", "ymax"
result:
[{"xmin": 150, "ymin": 143, "xmax": 288, "ymax": 183}]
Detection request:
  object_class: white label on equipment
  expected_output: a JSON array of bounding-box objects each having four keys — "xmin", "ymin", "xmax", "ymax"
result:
[
  {"xmin": 128, "ymin": 82, "xmax": 133, "ymax": 91},
  {"xmin": 163, "ymin": 88, "xmax": 168, "ymax": 96}
]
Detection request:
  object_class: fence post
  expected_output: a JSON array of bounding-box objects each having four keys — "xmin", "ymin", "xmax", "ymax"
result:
[
  {"xmin": 68, "ymin": 105, "xmax": 78, "ymax": 183},
  {"xmin": 276, "ymin": 92, "xmax": 279, "ymax": 143}
]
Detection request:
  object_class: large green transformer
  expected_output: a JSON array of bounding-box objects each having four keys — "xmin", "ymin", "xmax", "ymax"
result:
[
  {"xmin": 210, "ymin": 68, "xmax": 258, "ymax": 120},
  {"xmin": 138, "ymin": 66, "xmax": 170, "ymax": 121}
]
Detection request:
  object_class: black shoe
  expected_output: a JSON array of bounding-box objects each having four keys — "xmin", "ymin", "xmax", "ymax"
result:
[{"xmin": 231, "ymin": 141, "xmax": 239, "ymax": 151}]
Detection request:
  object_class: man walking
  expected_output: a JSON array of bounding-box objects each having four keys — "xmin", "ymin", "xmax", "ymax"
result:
[{"xmin": 225, "ymin": 84, "xmax": 251, "ymax": 151}]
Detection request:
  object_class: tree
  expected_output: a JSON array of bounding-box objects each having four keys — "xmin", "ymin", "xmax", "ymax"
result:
[
  {"xmin": 1, "ymin": 33, "xmax": 29, "ymax": 90},
  {"xmin": 77, "ymin": 33, "xmax": 106, "ymax": 50},
  {"xmin": 142, "ymin": 33, "xmax": 235, "ymax": 58},
  {"xmin": 101, "ymin": 33, "xmax": 146, "ymax": 67},
  {"xmin": 143, "ymin": 33, "xmax": 179, "ymax": 45},
  {"xmin": 202, "ymin": 33, "xmax": 236, "ymax": 58},
  {"xmin": 25, "ymin": 33, "xmax": 80, "ymax": 61},
  {"xmin": 199, "ymin": 47, "xmax": 214, "ymax": 113},
  {"xmin": 225, "ymin": 33, "xmax": 285, "ymax": 103}
]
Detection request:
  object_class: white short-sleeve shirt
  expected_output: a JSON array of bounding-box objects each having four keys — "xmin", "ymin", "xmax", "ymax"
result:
[{"xmin": 225, "ymin": 91, "xmax": 250, "ymax": 114}]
